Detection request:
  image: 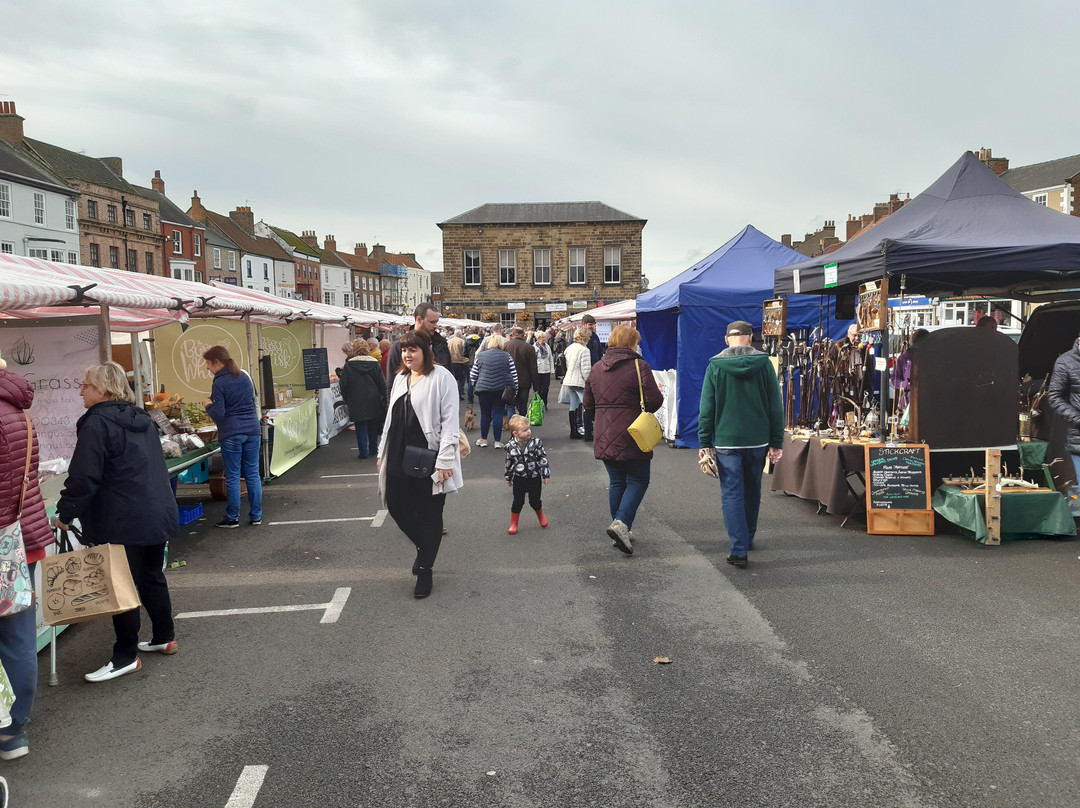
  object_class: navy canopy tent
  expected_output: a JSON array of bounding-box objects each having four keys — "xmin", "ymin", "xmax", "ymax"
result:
[
  {"xmin": 638, "ymin": 225, "xmax": 843, "ymax": 448},
  {"xmin": 774, "ymin": 151, "xmax": 1080, "ymax": 298}
]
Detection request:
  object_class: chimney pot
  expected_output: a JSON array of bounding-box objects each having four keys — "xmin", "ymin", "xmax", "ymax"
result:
[{"xmin": 151, "ymin": 169, "xmax": 165, "ymax": 193}]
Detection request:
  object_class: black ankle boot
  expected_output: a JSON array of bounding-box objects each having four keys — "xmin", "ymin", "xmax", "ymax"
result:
[
  {"xmin": 414, "ymin": 568, "xmax": 433, "ymax": 598},
  {"xmin": 569, "ymin": 412, "xmax": 581, "ymax": 439}
]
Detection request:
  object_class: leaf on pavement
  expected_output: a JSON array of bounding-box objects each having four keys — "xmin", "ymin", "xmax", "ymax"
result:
[{"xmin": 653, "ymin": 656, "xmax": 672, "ymax": 664}]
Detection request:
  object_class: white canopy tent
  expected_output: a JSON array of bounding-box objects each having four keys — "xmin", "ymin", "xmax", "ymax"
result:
[{"xmin": 554, "ymin": 298, "xmax": 636, "ymax": 329}]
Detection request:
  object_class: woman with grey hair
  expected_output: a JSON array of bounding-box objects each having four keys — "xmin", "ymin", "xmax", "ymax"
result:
[
  {"xmin": 55, "ymin": 361, "xmax": 178, "ymax": 682},
  {"xmin": 534, "ymin": 331, "xmax": 553, "ymax": 406}
]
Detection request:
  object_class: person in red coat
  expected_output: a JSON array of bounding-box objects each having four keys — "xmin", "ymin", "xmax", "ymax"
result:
[
  {"xmin": 0, "ymin": 354, "xmax": 53, "ymax": 760},
  {"xmin": 584, "ymin": 326, "xmax": 664, "ymax": 556}
]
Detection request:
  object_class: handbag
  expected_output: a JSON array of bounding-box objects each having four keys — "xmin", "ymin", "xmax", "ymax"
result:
[
  {"xmin": 41, "ymin": 528, "xmax": 141, "ymax": 626},
  {"xmin": 501, "ymin": 384, "xmax": 517, "ymax": 405},
  {"xmin": 528, "ymin": 393, "xmax": 545, "ymax": 426},
  {"xmin": 627, "ymin": 360, "xmax": 664, "ymax": 453},
  {"xmin": 401, "ymin": 379, "xmax": 438, "ymax": 479},
  {"xmin": 0, "ymin": 414, "xmax": 34, "ymax": 618}
]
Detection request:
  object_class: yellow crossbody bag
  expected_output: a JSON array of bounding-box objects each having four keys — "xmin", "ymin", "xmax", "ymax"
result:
[{"xmin": 627, "ymin": 359, "xmax": 664, "ymax": 452}]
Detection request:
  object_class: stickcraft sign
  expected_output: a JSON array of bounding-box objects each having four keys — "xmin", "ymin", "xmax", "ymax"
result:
[{"xmin": 864, "ymin": 444, "xmax": 934, "ymax": 535}]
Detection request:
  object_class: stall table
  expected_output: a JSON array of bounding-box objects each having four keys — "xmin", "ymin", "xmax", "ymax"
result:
[
  {"xmin": 770, "ymin": 433, "xmax": 868, "ymax": 515},
  {"xmin": 932, "ymin": 485, "xmax": 1076, "ymax": 543},
  {"xmin": 166, "ymin": 442, "xmax": 220, "ymax": 480}
]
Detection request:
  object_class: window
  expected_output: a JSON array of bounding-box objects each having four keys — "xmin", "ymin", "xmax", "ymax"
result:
[
  {"xmin": 143, "ymin": 213, "xmax": 152, "ymax": 230},
  {"xmin": 50, "ymin": 249, "xmax": 64, "ymax": 262},
  {"xmin": 193, "ymin": 233, "xmax": 202, "ymax": 256},
  {"xmin": 171, "ymin": 266, "xmax": 195, "ymax": 282},
  {"xmin": 65, "ymin": 199, "xmax": 75, "ymax": 230},
  {"xmin": 213, "ymin": 247, "xmax": 221, "ymax": 269},
  {"xmin": 170, "ymin": 230, "xmax": 182, "ymax": 254},
  {"xmin": 498, "ymin": 249, "xmax": 516, "ymax": 285},
  {"xmin": 145, "ymin": 252, "xmax": 153, "ymax": 273},
  {"xmin": 263, "ymin": 262, "xmax": 269, "ymax": 280},
  {"xmin": 33, "ymin": 193, "xmax": 45, "ymax": 225},
  {"xmin": 604, "ymin": 246, "xmax": 621, "ymax": 284},
  {"xmin": 124, "ymin": 207, "xmax": 134, "ymax": 227},
  {"xmin": 343, "ymin": 293, "xmax": 351, "ymax": 308},
  {"xmin": 109, "ymin": 246, "xmax": 119, "ymax": 268},
  {"xmin": 362, "ymin": 277, "xmax": 368, "ymax": 291},
  {"xmin": 0, "ymin": 183, "xmax": 9, "ymax": 218},
  {"xmin": 196, "ymin": 271, "xmax": 203, "ymax": 282},
  {"xmin": 1034, "ymin": 193, "xmax": 1048, "ymax": 206},
  {"xmin": 264, "ymin": 286, "xmax": 271, "ymax": 294},
  {"xmin": 107, "ymin": 205, "xmax": 116, "ymax": 223},
  {"xmin": 126, "ymin": 249, "xmax": 137, "ymax": 271},
  {"xmin": 464, "ymin": 249, "xmax": 481, "ymax": 285},
  {"xmin": 568, "ymin": 247, "xmax": 586, "ymax": 285},
  {"xmin": 375, "ymin": 278, "xmax": 379, "ymax": 291},
  {"xmin": 228, "ymin": 252, "xmax": 236, "ymax": 271},
  {"xmin": 86, "ymin": 200, "xmax": 97, "ymax": 219},
  {"xmin": 28, "ymin": 248, "xmax": 47, "ymax": 259},
  {"xmin": 324, "ymin": 291, "xmax": 333, "ymax": 305},
  {"xmin": 89, "ymin": 243, "xmax": 99, "ymax": 266},
  {"xmin": 246, "ymin": 259, "xmax": 252, "ymax": 278},
  {"xmin": 0, "ymin": 242, "xmax": 13, "ymax": 254},
  {"xmin": 67, "ymin": 251, "xmax": 78, "ymax": 264},
  {"xmin": 533, "ymin": 248, "xmax": 551, "ymax": 285}
]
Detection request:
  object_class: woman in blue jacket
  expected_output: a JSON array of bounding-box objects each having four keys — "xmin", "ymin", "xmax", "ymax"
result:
[{"xmin": 203, "ymin": 346, "xmax": 262, "ymax": 529}]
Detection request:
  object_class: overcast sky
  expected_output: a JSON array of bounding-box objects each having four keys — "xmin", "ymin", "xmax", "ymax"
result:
[{"xmin": 2, "ymin": 0, "xmax": 1076, "ymax": 288}]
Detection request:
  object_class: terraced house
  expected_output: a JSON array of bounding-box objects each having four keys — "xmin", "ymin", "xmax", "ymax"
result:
[{"xmin": 438, "ymin": 201, "xmax": 646, "ymax": 330}]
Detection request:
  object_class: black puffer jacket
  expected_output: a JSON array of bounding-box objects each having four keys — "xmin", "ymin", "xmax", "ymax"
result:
[
  {"xmin": 57, "ymin": 400, "xmax": 178, "ymax": 545},
  {"xmin": 338, "ymin": 355, "xmax": 386, "ymax": 422},
  {"xmin": 1049, "ymin": 344, "xmax": 1080, "ymax": 454}
]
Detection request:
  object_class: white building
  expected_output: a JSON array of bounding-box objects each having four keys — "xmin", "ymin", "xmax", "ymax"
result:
[
  {"xmin": 0, "ymin": 140, "xmax": 80, "ymax": 263},
  {"xmin": 320, "ymin": 261, "xmax": 351, "ymax": 308},
  {"xmin": 405, "ymin": 265, "xmax": 433, "ymax": 312}
]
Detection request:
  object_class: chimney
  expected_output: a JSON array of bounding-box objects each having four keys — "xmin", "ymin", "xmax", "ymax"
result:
[
  {"xmin": 781, "ymin": 234, "xmax": 792, "ymax": 247},
  {"xmin": 846, "ymin": 215, "xmax": 862, "ymax": 242},
  {"xmin": 188, "ymin": 191, "xmax": 205, "ymax": 222},
  {"xmin": 371, "ymin": 243, "xmax": 387, "ymax": 259},
  {"xmin": 301, "ymin": 230, "xmax": 318, "ymax": 248},
  {"xmin": 0, "ymin": 101, "xmax": 24, "ymax": 150},
  {"xmin": 873, "ymin": 202, "xmax": 889, "ymax": 221},
  {"xmin": 151, "ymin": 169, "xmax": 165, "ymax": 193},
  {"xmin": 324, "ymin": 235, "xmax": 337, "ymax": 253},
  {"xmin": 100, "ymin": 156, "xmax": 123, "ymax": 178},
  {"xmin": 976, "ymin": 147, "xmax": 1009, "ymax": 175},
  {"xmin": 354, "ymin": 243, "xmax": 368, "ymax": 258},
  {"xmin": 822, "ymin": 220, "xmax": 835, "ymax": 237},
  {"xmin": 229, "ymin": 205, "xmax": 255, "ymax": 234}
]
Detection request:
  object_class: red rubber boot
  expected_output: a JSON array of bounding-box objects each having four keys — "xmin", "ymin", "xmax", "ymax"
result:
[
  {"xmin": 508, "ymin": 513, "xmax": 520, "ymax": 535},
  {"xmin": 536, "ymin": 509, "xmax": 549, "ymax": 528}
]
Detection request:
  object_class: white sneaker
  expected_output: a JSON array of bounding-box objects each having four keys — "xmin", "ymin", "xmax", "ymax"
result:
[
  {"xmin": 606, "ymin": 520, "xmax": 633, "ymax": 555},
  {"xmin": 494, "ymin": 441, "xmax": 504, "ymax": 448},
  {"xmin": 85, "ymin": 658, "xmax": 141, "ymax": 683},
  {"xmin": 476, "ymin": 438, "xmax": 488, "ymax": 447}
]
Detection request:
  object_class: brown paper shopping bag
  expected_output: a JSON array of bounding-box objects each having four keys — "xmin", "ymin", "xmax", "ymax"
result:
[{"xmin": 41, "ymin": 543, "xmax": 141, "ymax": 626}]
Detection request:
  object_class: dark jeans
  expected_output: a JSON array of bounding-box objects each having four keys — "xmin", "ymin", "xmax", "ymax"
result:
[
  {"xmin": 451, "ymin": 363, "xmax": 468, "ymax": 396},
  {"xmin": 534, "ymin": 372, "xmax": 551, "ymax": 406},
  {"xmin": 714, "ymin": 446, "xmax": 769, "ymax": 557},
  {"xmin": 604, "ymin": 459, "xmax": 651, "ymax": 530},
  {"xmin": 386, "ymin": 474, "xmax": 446, "ymax": 569},
  {"xmin": 514, "ymin": 386, "xmax": 532, "ymax": 417},
  {"xmin": 511, "ymin": 476, "xmax": 543, "ymax": 513},
  {"xmin": 354, "ymin": 418, "xmax": 380, "ymax": 458},
  {"xmin": 477, "ymin": 390, "xmax": 504, "ymax": 441},
  {"xmin": 113, "ymin": 544, "xmax": 174, "ymax": 666},
  {"xmin": 0, "ymin": 562, "xmax": 37, "ymax": 733}
]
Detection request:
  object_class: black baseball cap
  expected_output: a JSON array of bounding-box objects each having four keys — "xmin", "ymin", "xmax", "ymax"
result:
[{"xmin": 726, "ymin": 321, "xmax": 753, "ymax": 337}]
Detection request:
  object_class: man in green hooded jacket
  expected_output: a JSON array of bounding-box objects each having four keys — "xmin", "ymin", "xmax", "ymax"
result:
[{"xmin": 698, "ymin": 320, "xmax": 784, "ymax": 567}]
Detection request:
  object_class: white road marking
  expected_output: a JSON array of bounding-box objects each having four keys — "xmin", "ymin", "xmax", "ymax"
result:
[
  {"xmin": 320, "ymin": 473, "xmax": 379, "ymax": 478},
  {"xmin": 371, "ymin": 508, "xmax": 387, "ymax": 528},
  {"xmin": 268, "ymin": 516, "xmax": 374, "ymax": 525},
  {"xmin": 176, "ymin": 588, "xmax": 351, "ymax": 624},
  {"xmin": 225, "ymin": 765, "xmax": 268, "ymax": 808}
]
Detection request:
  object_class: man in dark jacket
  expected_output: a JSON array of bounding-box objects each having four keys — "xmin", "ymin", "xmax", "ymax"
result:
[
  {"xmin": 581, "ymin": 314, "xmax": 605, "ymax": 441},
  {"xmin": 698, "ymin": 321, "xmax": 784, "ymax": 568},
  {"xmin": 505, "ymin": 327, "xmax": 539, "ymax": 416},
  {"xmin": 386, "ymin": 303, "xmax": 451, "ymax": 379},
  {"xmin": 1048, "ymin": 333, "xmax": 1080, "ymax": 514}
]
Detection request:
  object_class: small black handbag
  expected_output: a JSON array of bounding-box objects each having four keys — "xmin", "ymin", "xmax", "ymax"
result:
[
  {"xmin": 501, "ymin": 384, "xmax": 517, "ymax": 405},
  {"xmin": 402, "ymin": 379, "xmax": 438, "ymax": 479}
]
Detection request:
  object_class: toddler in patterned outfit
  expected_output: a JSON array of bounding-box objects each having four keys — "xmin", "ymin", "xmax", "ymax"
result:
[{"xmin": 505, "ymin": 415, "xmax": 550, "ymax": 534}]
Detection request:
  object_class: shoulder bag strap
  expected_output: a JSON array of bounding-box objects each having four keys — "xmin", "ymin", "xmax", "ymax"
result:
[
  {"xmin": 16, "ymin": 412, "xmax": 32, "ymax": 517},
  {"xmin": 635, "ymin": 360, "xmax": 646, "ymax": 413}
]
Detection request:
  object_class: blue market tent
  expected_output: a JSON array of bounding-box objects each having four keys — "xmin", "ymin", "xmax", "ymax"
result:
[{"xmin": 638, "ymin": 225, "xmax": 844, "ymax": 448}]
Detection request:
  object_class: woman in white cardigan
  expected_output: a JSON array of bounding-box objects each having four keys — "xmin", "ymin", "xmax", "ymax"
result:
[{"xmin": 377, "ymin": 331, "xmax": 463, "ymax": 598}]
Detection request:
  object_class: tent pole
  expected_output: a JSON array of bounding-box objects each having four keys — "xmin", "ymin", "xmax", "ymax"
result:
[
  {"xmin": 146, "ymin": 331, "xmax": 159, "ymax": 397},
  {"xmin": 879, "ymin": 275, "xmax": 890, "ymax": 438},
  {"xmin": 98, "ymin": 305, "xmax": 112, "ymax": 362},
  {"xmin": 130, "ymin": 332, "xmax": 143, "ymax": 407}
]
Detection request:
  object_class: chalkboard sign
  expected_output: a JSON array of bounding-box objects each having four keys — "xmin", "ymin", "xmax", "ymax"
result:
[
  {"xmin": 863, "ymin": 444, "xmax": 934, "ymax": 535},
  {"xmin": 302, "ymin": 348, "xmax": 330, "ymax": 390}
]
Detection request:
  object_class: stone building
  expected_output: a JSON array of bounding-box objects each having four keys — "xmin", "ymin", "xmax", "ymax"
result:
[{"xmin": 438, "ymin": 201, "xmax": 646, "ymax": 330}]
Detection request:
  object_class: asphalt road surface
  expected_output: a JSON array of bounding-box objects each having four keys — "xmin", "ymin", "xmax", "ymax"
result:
[{"xmin": 13, "ymin": 395, "xmax": 1080, "ymax": 807}]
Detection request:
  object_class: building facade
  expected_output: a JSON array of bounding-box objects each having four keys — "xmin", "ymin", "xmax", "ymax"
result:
[
  {"xmin": 0, "ymin": 137, "xmax": 81, "ymax": 263},
  {"xmin": 438, "ymin": 202, "xmax": 646, "ymax": 330},
  {"xmin": 995, "ymin": 150, "xmax": 1080, "ymax": 216},
  {"xmin": 139, "ymin": 170, "xmax": 206, "ymax": 283},
  {"xmin": 336, "ymin": 243, "xmax": 384, "ymax": 312}
]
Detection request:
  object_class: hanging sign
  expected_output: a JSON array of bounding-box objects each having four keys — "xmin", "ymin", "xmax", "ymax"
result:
[
  {"xmin": 507, "ymin": 302, "xmax": 526, "ymax": 310},
  {"xmin": 572, "ymin": 301, "xmax": 588, "ymax": 310},
  {"xmin": 824, "ymin": 263, "xmax": 839, "ymax": 288},
  {"xmin": 545, "ymin": 303, "xmax": 567, "ymax": 312}
]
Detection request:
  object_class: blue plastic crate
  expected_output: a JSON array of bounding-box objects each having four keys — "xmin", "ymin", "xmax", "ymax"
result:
[{"xmin": 177, "ymin": 503, "xmax": 203, "ymax": 525}]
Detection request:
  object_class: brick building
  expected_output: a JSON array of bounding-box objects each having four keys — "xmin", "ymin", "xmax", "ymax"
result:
[
  {"xmin": 335, "ymin": 243, "xmax": 386, "ymax": 312},
  {"xmin": 136, "ymin": 170, "xmax": 206, "ymax": 282},
  {"xmin": 438, "ymin": 202, "xmax": 646, "ymax": 330}
]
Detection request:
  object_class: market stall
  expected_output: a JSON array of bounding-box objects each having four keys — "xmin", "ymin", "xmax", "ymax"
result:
[{"xmin": 769, "ymin": 152, "xmax": 1080, "ymax": 541}]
